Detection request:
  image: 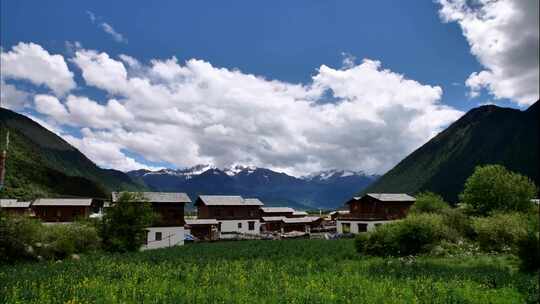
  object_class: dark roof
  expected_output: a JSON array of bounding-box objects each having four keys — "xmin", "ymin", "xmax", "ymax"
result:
[
  {"xmin": 346, "ymin": 193, "xmax": 416, "ymax": 204},
  {"xmin": 111, "ymin": 192, "xmax": 191, "ymax": 203},
  {"xmin": 366, "ymin": 193, "xmax": 416, "ymax": 202}
]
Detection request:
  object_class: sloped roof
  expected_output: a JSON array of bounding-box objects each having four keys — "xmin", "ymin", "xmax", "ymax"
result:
[
  {"xmin": 261, "ymin": 216, "xmax": 287, "ymax": 222},
  {"xmin": 244, "ymin": 198, "xmax": 264, "ymax": 206},
  {"xmin": 33, "ymin": 198, "xmax": 93, "ymax": 206},
  {"xmin": 260, "ymin": 207, "xmax": 295, "ymax": 213},
  {"xmin": 292, "ymin": 211, "xmax": 308, "ymax": 216},
  {"xmin": 185, "ymin": 219, "xmax": 219, "ymax": 225},
  {"xmin": 366, "ymin": 193, "xmax": 416, "ymax": 202},
  {"xmin": 0, "ymin": 199, "xmax": 31, "ymax": 208},
  {"xmin": 283, "ymin": 217, "xmax": 321, "ymax": 224},
  {"xmin": 111, "ymin": 192, "xmax": 191, "ymax": 203},
  {"xmin": 196, "ymin": 195, "xmax": 264, "ymax": 206}
]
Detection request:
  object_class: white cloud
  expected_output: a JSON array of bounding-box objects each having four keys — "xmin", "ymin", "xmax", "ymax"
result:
[
  {"xmin": 86, "ymin": 11, "xmax": 127, "ymax": 44},
  {"xmin": 34, "ymin": 94, "xmax": 69, "ymax": 121},
  {"xmin": 71, "ymin": 50, "xmax": 128, "ymax": 94},
  {"xmin": 438, "ymin": 0, "xmax": 539, "ymax": 106},
  {"xmin": 55, "ymin": 48, "xmax": 461, "ymax": 175},
  {"xmin": 63, "ymin": 129, "xmax": 159, "ymax": 172},
  {"xmin": 0, "ymin": 42, "xmax": 76, "ymax": 96},
  {"xmin": 100, "ymin": 23, "xmax": 128, "ymax": 44},
  {"xmin": 0, "ymin": 79, "xmax": 31, "ymax": 110}
]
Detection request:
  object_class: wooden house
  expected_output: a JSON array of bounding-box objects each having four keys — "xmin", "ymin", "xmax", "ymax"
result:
[
  {"xmin": 336, "ymin": 193, "xmax": 415, "ymax": 234},
  {"xmin": 195, "ymin": 195, "xmax": 263, "ymax": 236},
  {"xmin": 32, "ymin": 198, "xmax": 98, "ymax": 222},
  {"xmin": 111, "ymin": 192, "xmax": 191, "ymax": 250},
  {"xmin": 0, "ymin": 199, "xmax": 32, "ymax": 216}
]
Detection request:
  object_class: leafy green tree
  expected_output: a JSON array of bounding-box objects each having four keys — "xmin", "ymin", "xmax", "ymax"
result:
[
  {"xmin": 99, "ymin": 192, "xmax": 155, "ymax": 252},
  {"xmin": 459, "ymin": 165, "xmax": 537, "ymax": 215},
  {"xmin": 410, "ymin": 192, "xmax": 450, "ymax": 214}
]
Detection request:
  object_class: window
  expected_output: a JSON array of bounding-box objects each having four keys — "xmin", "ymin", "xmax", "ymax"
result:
[
  {"xmin": 155, "ymin": 231, "xmax": 162, "ymax": 241},
  {"xmin": 342, "ymin": 223, "xmax": 351, "ymax": 233},
  {"xmin": 238, "ymin": 222, "xmax": 242, "ymax": 229},
  {"xmin": 248, "ymin": 221, "xmax": 255, "ymax": 231},
  {"xmin": 358, "ymin": 223, "xmax": 368, "ymax": 232}
]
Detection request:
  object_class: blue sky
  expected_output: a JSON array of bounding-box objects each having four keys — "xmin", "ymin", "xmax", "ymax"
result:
[{"xmin": 1, "ymin": 0, "xmax": 538, "ymax": 174}]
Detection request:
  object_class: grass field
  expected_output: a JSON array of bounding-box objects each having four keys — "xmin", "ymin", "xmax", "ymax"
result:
[{"xmin": 1, "ymin": 239, "xmax": 538, "ymax": 303}]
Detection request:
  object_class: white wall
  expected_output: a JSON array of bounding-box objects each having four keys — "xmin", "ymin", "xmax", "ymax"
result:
[
  {"xmin": 142, "ymin": 226, "xmax": 184, "ymax": 250},
  {"xmin": 218, "ymin": 219, "xmax": 261, "ymax": 235},
  {"xmin": 336, "ymin": 220, "xmax": 394, "ymax": 234}
]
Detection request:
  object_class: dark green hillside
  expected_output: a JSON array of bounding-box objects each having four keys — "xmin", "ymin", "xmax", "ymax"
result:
[
  {"xmin": 363, "ymin": 101, "xmax": 539, "ymax": 203},
  {"xmin": 0, "ymin": 108, "xmax": 145, "ymax": 200}
]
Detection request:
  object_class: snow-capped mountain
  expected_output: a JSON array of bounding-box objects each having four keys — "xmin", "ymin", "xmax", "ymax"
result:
[
  {"xmin": 302, "ymin": 169, "xmax": 373, "ymax": 182},
  {"xmin": 127, "ymin": 165, "xmax": 379, "ymax": 209}
]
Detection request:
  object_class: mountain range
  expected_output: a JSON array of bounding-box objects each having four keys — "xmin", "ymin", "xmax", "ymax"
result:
[
  {"xmin": 128, "ymin": 165, "xmax": 379, "ymax": 210},
  {"xmin": 363, "ymin": 100, "xmax": 539, "ymax": 203},
  {"xmin": 2, "ymin": 99, "xmax": 537, "ymax": 209}
]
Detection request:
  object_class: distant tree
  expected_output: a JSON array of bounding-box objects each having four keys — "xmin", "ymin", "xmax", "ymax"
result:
[
  {"xmin": 459, "ymin": 165, "xmax": 537, "ymax": 215},
  {"xmin": 410, "ymin": 192, "xmax": 450, "ymax": 214},
  {"xmin": 99, "ymin": 192, "xmax": 155, "ymax": 252}
]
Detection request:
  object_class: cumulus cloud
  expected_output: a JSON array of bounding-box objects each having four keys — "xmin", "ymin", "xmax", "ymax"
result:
[
  {"xmin": 63, "ymin": 129, "xmax": 159, "ymax": 172},
  {"xmin": 438, "ymin": 0, "xmax": 539, "ymax": 105},
  {"xmin": 0, "ymin": 79, "xmax": 31, "ymax": 110},
  {"xmin": 0, "ymin": 42, "xmax": 76, "ymax": 96},
  {"xmin": 46, "ymin": 46, "xmax": 460, "ymax": 175},
  {"xmin": 3, "ymin": 41, "xmax": 461, "ymax": 174}
]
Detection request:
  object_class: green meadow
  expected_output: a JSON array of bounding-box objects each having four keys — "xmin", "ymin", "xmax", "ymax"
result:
[{"xmin": 1, "ymin": 239, "xmax": 537, "ymax": 303}]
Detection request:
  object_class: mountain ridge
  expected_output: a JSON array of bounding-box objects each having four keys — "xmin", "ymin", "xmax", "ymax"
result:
[
  {"xmin": 362, "ymin": 101, "xmax": 539, "ymax": 203},
  {"xmin": 128, "ymin": 165, "xmax": 379, "ymax": 209}
]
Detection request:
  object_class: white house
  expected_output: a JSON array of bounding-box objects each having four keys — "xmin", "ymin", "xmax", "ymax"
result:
[
  {"xmin": 194, "ymin": 195, "xmax": 264, "ymax": 237},
  {"xmin": 336, "ymin": 193, "xmax": 416, "ymax": 234},
  {"xmin": 111, "ymin": 192, "xmax": 191, "ymax": 250}
]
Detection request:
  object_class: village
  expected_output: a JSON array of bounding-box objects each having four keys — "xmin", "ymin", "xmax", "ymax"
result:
[{"xmin": 0, "ymin": 192, "xmax": 416, "ymax": 249}]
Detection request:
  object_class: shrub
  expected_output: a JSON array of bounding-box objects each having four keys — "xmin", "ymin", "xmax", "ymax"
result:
[
  {"xmin": 0, "ymin": 211, "xmax": 41, "ymax": 263},
  {"xmin": 410, "ymin": 192, "xmax": 450, "ymax": 214},
  {"xmin": 472, "ymin": 213, "xmax": 529, "ymax": 253},
  {"xmin": 38, "ymin": 223, "xmax": 100, "ymax": 260},
  {"xmin": 441, "ymin": 208, "xmax": 475, "ymax": 239},
  {"xmin": 99, "ymin": 192, "xmax": 155, "ymax": 253},
  {"xmin": 357, "ymin": 214, "xmax": 457, "ymax": 256},
  {"xmin": 460, "ymin": 165, "xmax": 537, "ymax": 215}
]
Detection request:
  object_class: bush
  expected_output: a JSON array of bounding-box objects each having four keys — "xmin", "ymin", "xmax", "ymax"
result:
[
  {"xmin": 460, "ymin": 165, "xmax": 538, "ymax": 215},
  {"xmin": 441, "ymin": 208, "xmax": 475, "ymax": 239},
  {"xmin": 37, "ymin": 223, "xmax": 100, "ymax": 260},
  {"xmin": 0, "ymin": 212, "xmax": 100, "ymax": 263},
  {"xmin": 410, "ymin": 192, "xmax": 450, "ymax": 214},
  {"xmin": 357, "ymin": 214, "xmax": 457, "ymax": 256},
  {"xmin": 99, "ymin": 192, "xmax": 155, "ymax": 253},
  {"xmin": 0, "ymin": 211, "xmax": 41, "ymax": 263},
  {"xmin": 472, "ymin": 213, "xmax": 529, "ymax": 253}
]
